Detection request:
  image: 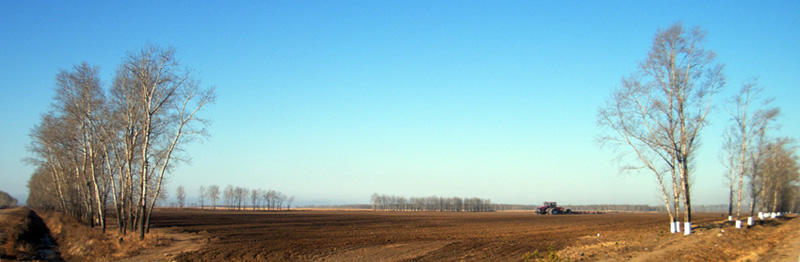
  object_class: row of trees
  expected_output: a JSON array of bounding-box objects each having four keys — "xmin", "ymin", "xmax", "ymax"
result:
[
  {"xmin": 195, "ymin": 185, "xmax": 294, "ymax": 211},
  {"xmin": 370, "ymin": 194, "xmax": 494, "ymax": 212},
  {"xmin": 25, "ymin": 45, "xmax": 216, "ymax": 240},
  {"xmin": 598, "ymin": 22, "xmax": 798, "ymax": 234},
  {"xmin": 720, "ymin": 82, "xmax": 800, "ymax": 218},
  {"xmin": 724, "ymin": 135, "xmax": 800, "ymax": 217}
]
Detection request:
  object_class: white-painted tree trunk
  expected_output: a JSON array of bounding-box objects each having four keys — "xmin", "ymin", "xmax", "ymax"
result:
[{"xmin": 684, "ymin": 222, "xmax": 691, "ymax": 236}]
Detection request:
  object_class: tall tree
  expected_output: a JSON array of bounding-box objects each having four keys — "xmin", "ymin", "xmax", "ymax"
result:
[
  {"xmin": 27, "ymin": 62, "xmax": 110, "ymax": 231},
  {"xmin": 251, "ymin": 189, "xmax": 259, "ymax": 210},
  {"xmin": 224, "ymin": 185, "xmax": 234, "ymax": 209},
  {"xmin": 597, "ymin": 22, "xmax": 724, "ymax": 233},
  {"xmin": 722, "ymin": 80, "xmax": 779, "ymax": 219},
  {"xmin": 25, "ymin": 45, "xmax": 214, "ymax": 239},
  {"xmin": 114, "ymin": 45, "xmax": 215, "ymax": 239},
  {"xmin": 759, "ymin": 139, "xmax": 799, "ymax": 213},
  {"xmin": 198, "ymin": 185, "xmax": 206, "ymax": 209},
  {"xmin": 176, "ymin": 185, "xmax": 186, "ymax": 208},
  {"xmin": 207, "ymin": 185, "xmax": 220, "ymax": 210}
]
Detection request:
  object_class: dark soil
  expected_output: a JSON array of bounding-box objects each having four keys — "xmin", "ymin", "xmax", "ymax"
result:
[{"xmin": 152, "ymin": 209, "xmax": 722, "ymax": 261}]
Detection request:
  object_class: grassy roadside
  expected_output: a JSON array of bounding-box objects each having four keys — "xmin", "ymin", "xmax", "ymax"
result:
[{"xmin": 1, "ymin": 207, "xmax": 174, "ymax": 261}]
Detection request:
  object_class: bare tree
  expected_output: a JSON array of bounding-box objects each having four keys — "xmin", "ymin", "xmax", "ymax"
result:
[
  {"xmin": 176, "ymin": 185, "xmax": 186, "ymax": 208},
  {"xmin": 251, "ymin": 188, "xmax": 259, "ymax": 210},
  {"xmin": 261, "ymin": 190, "xmax": 275, "ymax": 210},
  {"xmin": 198, "ymin": 185, "xmax": 206, "ymax": 209},
  {"xmin": 26, "ymin": 63, "xmax": 110, "ymax": 231},
  {"xmin": 207, "ymin": 185, "xmax": 219, "ymax": 210},
  {"xmin": 276, "ymin": 192, "xmax": 286, "ymax": 210},
  {"xmin": 24, "ymin": 45, "xmax": 214, "ymax": 239},
  {"xmin": 721, "ymin": 126, "xmax": 739, "ymax": 220},
  {"xmin": 224, "ymin": 185, "xmax": 234, "ymax": 209},
  {"xmin": 747, "ymin": 129, "xmax": 770, "ymax": 216},
  {"xmin": 234, "ymin": 187, "xmax": 247, "ymax": 210},
  {"xmin": 759, "ymin": 139, "xmax": 799, "ymax": 213},
  {"xmin": 265, "ymin": 189, "xmax": 276, "ymax": 210},
  {"xmin": 371, "ymin": 193, "xmax": 379, "ymax": 211},
  {"xmin": 106, "ymin": 45, "xmax": 216, "ymax": 239},
  {"xmin": 722, "ymin": 80, "xmax": 779, "ymax": 220},
  {"xmin": 597, "ymin": 23, "xmax": 724, "ymax": 233}
]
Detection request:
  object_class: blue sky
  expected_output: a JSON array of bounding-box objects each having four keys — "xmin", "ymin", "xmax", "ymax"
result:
[{"xmin": 1, "ymin": 1, "xmax": 798, "ymax": 206}]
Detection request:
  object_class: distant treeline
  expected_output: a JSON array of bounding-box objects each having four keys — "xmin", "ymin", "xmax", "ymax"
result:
[
  {"xmin": 371, "ymin": 194, "xmax": 494, "ymax": 212},
  {"xmin": 306, "ymin": 202, "xmax": 730, "ymax": 213},
  {"xmin": 302, "ymin": 204, "xmax": 371, "ymax": 209}
]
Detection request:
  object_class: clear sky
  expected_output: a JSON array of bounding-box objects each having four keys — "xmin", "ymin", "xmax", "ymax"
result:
[{"xmin": 1, "ymin": 1, "xmax": 798, "ymax": 206}]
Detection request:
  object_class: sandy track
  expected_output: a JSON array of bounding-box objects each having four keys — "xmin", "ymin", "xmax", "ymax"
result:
[{"xmin": 114, "ymin": 231, "xmax": 205, "ymax": 262}]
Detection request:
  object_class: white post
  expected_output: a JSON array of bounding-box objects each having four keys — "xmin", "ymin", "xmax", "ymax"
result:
[
  {"xmin": 670, "ymin": 222, "xmax": 676, "ymax": 233},
  {"xmin": 758, "ymin": 212, "xmax": 763, "ymax": 219},
  {"xmin": 747, "ymin": 217, "xmax": 754, "ymax": 226},
  {"xmin": 771, "ymin": 212, "xmax": 777, "ymax": 219},
  {"xmin": 728, "ymin": 215, "xmax": 733, "ymax": 221},
  {"xmin": 735, "ymin": 220, "xmax": 742, "ymax": 229},
  {"xmin": 683, "ymin": 222, "xmax": 691, "ymax": 236},
  {"xmin": 674, "ymin": 221, "xmax": 681, "ymax": 233}
]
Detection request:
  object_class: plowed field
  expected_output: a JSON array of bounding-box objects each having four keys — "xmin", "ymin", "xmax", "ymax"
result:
[{"xmin": 149, "ymin": 209, "xmax": 726, "ymax": 261}]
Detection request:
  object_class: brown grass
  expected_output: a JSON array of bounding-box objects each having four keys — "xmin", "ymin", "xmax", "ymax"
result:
[
  {"xmin": 0, "ymin": 207, "xmax": 47, "ymax": 260},
  {"xmin": 36, "ymin": 210, "xmax": 174, "ymax": 261}
]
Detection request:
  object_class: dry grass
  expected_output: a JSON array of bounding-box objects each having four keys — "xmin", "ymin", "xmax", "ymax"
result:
[
  {"xmin": 556, "ymin": 216, "xmax": 800, "ymax": 262},
  {"xmin": 0, "ymin": 207, "xmax": 47, "ymax": 260},
  {"xmin": 36, "ymin": 210, "xmax": 175, "ymax": 261}
]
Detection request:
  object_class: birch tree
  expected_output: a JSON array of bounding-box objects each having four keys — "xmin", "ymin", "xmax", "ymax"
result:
[
  {"xmin": 176, "ymin": 185, "xmax": 186, "ymax": 208},
  {"xmin": 27, "ymin": 63, "xmax": 110, "ymax": 231},
  {"xmin": 759, "ymin": 139, "xmax": 799, "ymax": 213},
  {"xmin": 115, "ymin": 45, "xmax": 215, "ymax": 239},
  {"xmin": 224, "ymin": 185, "xmax": 234, "ymax": 209},
  {"xmin": 722, "ymin": 80, "xmax": 779, "ymax": 220},
  {"xmin": 25, "ymin": 45, "xmax": 214, "ymax": 239},
  {"xmin": 207, "ymin": 185, "xmax": 220, "ymax": 210},
  {"xmin": 597, "ymin": 22, "xmax": 724, "ymax": 233}
]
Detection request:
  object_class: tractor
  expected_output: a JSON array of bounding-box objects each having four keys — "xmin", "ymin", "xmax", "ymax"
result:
[{"xmin": 534, "ymin": 201, "xmax": 571, "ymax": 215}]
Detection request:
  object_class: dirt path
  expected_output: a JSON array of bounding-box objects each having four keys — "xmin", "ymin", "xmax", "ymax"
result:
[
  {"xmin": 115, "ymin": 231, "xmax": 206, "ymax": 262},
  {"xmin": 755, "ymin": 217, "xmax": 800, "ymax": 262},
  {"xmin": 621, "ymin": 217, "xmax": 800, "ymax": 262},
  {"xmin": 760, "ymin": 234, "xmax": 800, "ymax": 262},
  {"xmin": 626, "ymin": 232, "xmax": 705, "ymax": 262}
]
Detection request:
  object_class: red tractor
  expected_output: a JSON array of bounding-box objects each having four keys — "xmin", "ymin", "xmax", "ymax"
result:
[{"xmin": 535, "ymin": 201, "xmax": 571, "ymax": 215}]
